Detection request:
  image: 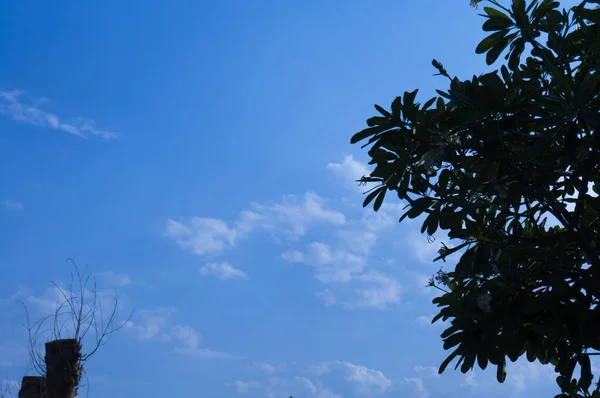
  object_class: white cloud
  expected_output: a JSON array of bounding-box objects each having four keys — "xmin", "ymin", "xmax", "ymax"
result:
[
  {"xmin": 284, "ymin": 241, "xmax": 365, "ymax": 284},
  {"xmin": 327, "ymin": 155, "xmax": 371, "ymax": 191},
  {"xmin": 2, "ymin": 200, "xmax": 23, "ymax": 211},
  {"xmin": 349, "ymin": 273, "xmax": 401, "ymax": 309},
  {"xmin": 507, "ymin": 361, "xmax": 555, "ymax": 394},
  {"xmin": 6, "ymin": 282, "xmax": 127, "ymax": 349},
  {"xmin": 403, "ymin": 377, "xmax": 428, "ymax": 398},
  {"xmin": 415, "ymin": 314, "xmax": 447, "ymax": 329},
  {"xmin": 95, "ymin": 271, "xmax": 132, "ymax": 287},
  {"xmin": 234, "ymin": 380, "xmax": 260, "ymax": 394},
  {"xmin": 175, "ymin": 346, "xmax": 242, "ymax": 359},
  {"xmin": 337, "ymin": 361, "xmax": 392, "ymax": 393},
  {"xmin": 461, "ymin": 370, "xmax": 478, "ymax": 388},
  {"xmin": 19, "ymin": 284, "xmax": 82, "ymax": 317},
  {"xmin": 292, "ymin": 377, "xmax": 342, "ymax": 398},
  {"xmin": 311, "ymin": 242, "xmax": 365, "ymax": 284},
  {"xmin": 311, "ymin": 362, "xmax": 332, "ymax": 376},
  {"xmin": 126, "ymin": 307, "xmax": 239, "ymax": 360},
  {"xmin": 165, "ymin": 218, "xmax": 237, "ymax": 256},
  {"xmin": 170, "ymin": 325, "xmax": 200, "ymax": 349},
  {"xmin": 246, "ymin": 192, "xmax": 346, "ymax": 237},
  {"xmin": 0, "ymin": 89, "xmax": 118, "ymax": 140},
  {"xmin": 294, "ymin": 376, "xmax": 318, "ymax": 394},
  {"xmin": 166, "ymin": 193, "xmax": 345, "ymax": 258},
  {"xmin": 409, "ymin": 233, "xmax": 443, "ymax": 264},
  {"xmin": 316, "ymin": 289, "xmax": 337, "ymax": 307},
  {"xmin": 316, "ymin": 389, "xmax": 342, "ymax": 398},
  {"xmin": 200, "ymin": 261, "xmax": 247, "ymax": 280},
  {"xmin": 251, "ymin": 362, "xmax": 286, "ymax": 374},
  {"xmin": 336, "ymin": 228, "xmax": 377, "ymax": 256},
  {"xmin": 125, "ymin": 307, "xmax": 175, "ymax": 342},
  {"xmin": 167, "ymin": 171, "xmax": 404, "ymax": 311},
  {"xmin": 414, "ymin": 365, "xmax": 439, "ymax": 378},
  {"xmin": 459, "ymin": 359, "xmax": 556, "ymax": 395},
  {"xmin": 286, "ymin": 241, "xmax": 400, "ymax": 309},
  {"xmin": 281, "ymin": 250, "xmax": 305, "ymax": 263}
]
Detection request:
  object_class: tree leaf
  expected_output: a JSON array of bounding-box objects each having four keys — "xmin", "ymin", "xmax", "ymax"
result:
[
  {"xmin": 496, "ymin": 357, "xmax": 507, "ymax": 383},
  {"xmin": 441, "ymin": 325, "xmax": 458, "ymax": 339},
  {"xmin": 391, "ymin": 96, "xmax": 402, "ymax": 119},
  {"xmin": 436, "ymin": 97, "xmax": 446, "ymax": 111},
  {"xmin": 476, "ymin": 30, "xmax": 510, "ymax": 54},
  {"xmin": 351, "ymin": 125, "xmax": 389, "ymax": 144},
  {"xmin": 578, "ymin": 355, "xmax": 593, "ymax": 393},
  {"xmin": 486, "ymin": 36, "xmax": 511, "ymax": 65},
  {"xmin": 477, "ymin": 354, "xmax": 488, "ymax": 370},
  {"xmin": 439, "ymin": 348, "xmax": 460, "ymax": 374},
  {"xmin": 508, "ymin": 37, "xmax": 525, "ymax": 71},
  {"xmin": 373, "ymin": 187, "xmax": 387, "ymax": 212},
  {"xmin": 483, "ymin": 17, "xmax": 514, "ymax": 31},
  {"xmin": 443, "ymin": 332, "xmax": 463, "ymax": 350},
  {"xmin": 484, "ymin": 7, "xmax": 513, "ymax": 20},
  {"xmin": 461, "ymin": 354, "xmax": 476, "ymax": 373},
  {"xmin": 362, "ymin": 187, "xmax": 384, "ymax": 208},
  {"xmin": 422, "ymin": 96, "xmax": 437, "ymax": 110},
  {"xmin": 374, "ymin": 104, "xmax": 392, "ymax": 118}
]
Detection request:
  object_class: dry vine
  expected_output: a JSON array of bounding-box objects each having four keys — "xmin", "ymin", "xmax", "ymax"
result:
[{"xmin": 19, "ymin": 259, "xmax": 133, "ymax": 395}]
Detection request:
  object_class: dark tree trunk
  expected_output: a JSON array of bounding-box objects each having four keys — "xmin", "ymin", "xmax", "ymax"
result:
[
  {"xmin": 44, "ymin": 339, "xmax": 82, "ymax": 398},
  {"xmin": 18, "ymin": 376, "xmax": 46, "ymax": 398}
]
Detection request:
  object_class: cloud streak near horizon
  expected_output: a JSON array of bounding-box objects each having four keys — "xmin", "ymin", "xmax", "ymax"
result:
[{"xmin": 0, "ymin": 89, "xmax": 119, "ymax": 140}]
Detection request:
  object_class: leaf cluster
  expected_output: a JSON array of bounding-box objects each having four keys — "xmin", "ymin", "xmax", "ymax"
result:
[{"xmin": 352, "ymin": 1, "xmax": 600, "ymax": 396}]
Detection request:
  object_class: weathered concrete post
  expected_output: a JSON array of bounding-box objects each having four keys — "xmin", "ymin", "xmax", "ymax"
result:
[
  {"xmin": 18, "ymin": 376, "xmax": 46, "ymax": 398},
  {"xmin": 44, "ymin": 339, "xmax": 82, "ymax": 398}
]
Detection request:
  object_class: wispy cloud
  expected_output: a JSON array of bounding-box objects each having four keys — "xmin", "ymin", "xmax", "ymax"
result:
[
  {"xmin": 250, "ymin": 362, "xmax": 286, "ymax": 374},
  {"xmin": 244, "ymin": 192, "xmax": 346, "ymax": 237},
  {"xmin": 95, "ymin": 271, "xmax": 132, "ymax": 287},
  {"xmin": 327, "ymin": 155, "xmax": 371, "ymax": 192},
  {"xmin": 230, "ymin": 361, "xmax": 392, "ymax": 398},
  {"xmin": 280, "ymin": 195, "xmax": 403, "ymax": 310},
  {"xmin": 230, "ymin": 373, "xmax": 341, "ymax": 398},
  {"xmin": 2, "ymin": 200, "xmax": 23, "ymax": 211},
  {"xmin": 286, "ymin": 242, "xmax": 401, "ymax": 309},
  {"xmin": 337, "ymin": 361, "xmax": 393, "ymax": 393},
  {"xmin": 0, "ymin": 89, "xmax": 118, "ymax": 140},
  {"xmin": 415, "ymin": 314, "xmax": 447, "ymax": 329},
  {"xmin": 285, "ymin": 241, "xmax": 365, "ymax": 284},
  {"xmin": 414, "ymin": 365, "xmax": 440, "ymax": 378},
  {"xmin": 124, "ymin": 307, "xmax": 174, "ymax": 342},
  {"xmin": 508, "ymin": 361, "xmax": 556, "ymax": 394},
  {"xmin": 349, "ymin": 273, "xmax": 401, "ymax": 309},
  {"xmin": 165, "ymin": 217, "xmax": 237, "ymax": 256},
  {"xmin": 170, "ymin": 325, "xmax": 201, "ymax": 349},
  {"xmin": 165, "ymin": 192, "xmax": 346, "ymax": 258},
  {"xmin": 233, "ymin": 380, "xmax": 260, "ymax": 394},
  {"xmin": 125, "ymin": 307, "xmax": 240, "ymax": 359},
  {"xmin": 166, "ymin": 158, "xmax": 404, "ymax": 310},
  {"xmin": 403, "ymin": 377, "xmax": 428, "ymax": 398},
  {"xmin": 458, "ymin": 359, "xmax": 556, "ymax": 396},
  {"xmin": 311, "ymin": 362, "xmax": 332, "ymax": 376},
  {"xmin": 200, "ymin": 261, "xmax": 247, "ymax": 280},
  {"xmin": 174, "ymin": 346, "xmax": 242, "ymax": 359}
]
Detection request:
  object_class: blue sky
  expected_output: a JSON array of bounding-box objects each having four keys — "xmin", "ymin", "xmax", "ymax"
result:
[{"xmin": 0, "ymin": 1, "xmax": 583, "ymax": 397}]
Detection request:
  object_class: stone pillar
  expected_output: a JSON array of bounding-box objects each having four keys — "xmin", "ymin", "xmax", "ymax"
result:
[
  {"xmin": 44, "ymin": 339, "xmax": 82, "ymax": 398},
  {"xmin": 18, "ymin": 376, "xmax": 46, "ymax": 398}
]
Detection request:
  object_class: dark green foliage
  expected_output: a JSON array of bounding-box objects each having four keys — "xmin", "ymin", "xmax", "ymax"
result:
[{"xmin": 352, "ymin": 0, "xmax": 600, "ymax": 396}]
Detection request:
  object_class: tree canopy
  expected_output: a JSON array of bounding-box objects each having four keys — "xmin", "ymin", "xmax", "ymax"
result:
[{"xmin": 351, "ymin": 0, "xmax": 600, "ymax": 396}]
